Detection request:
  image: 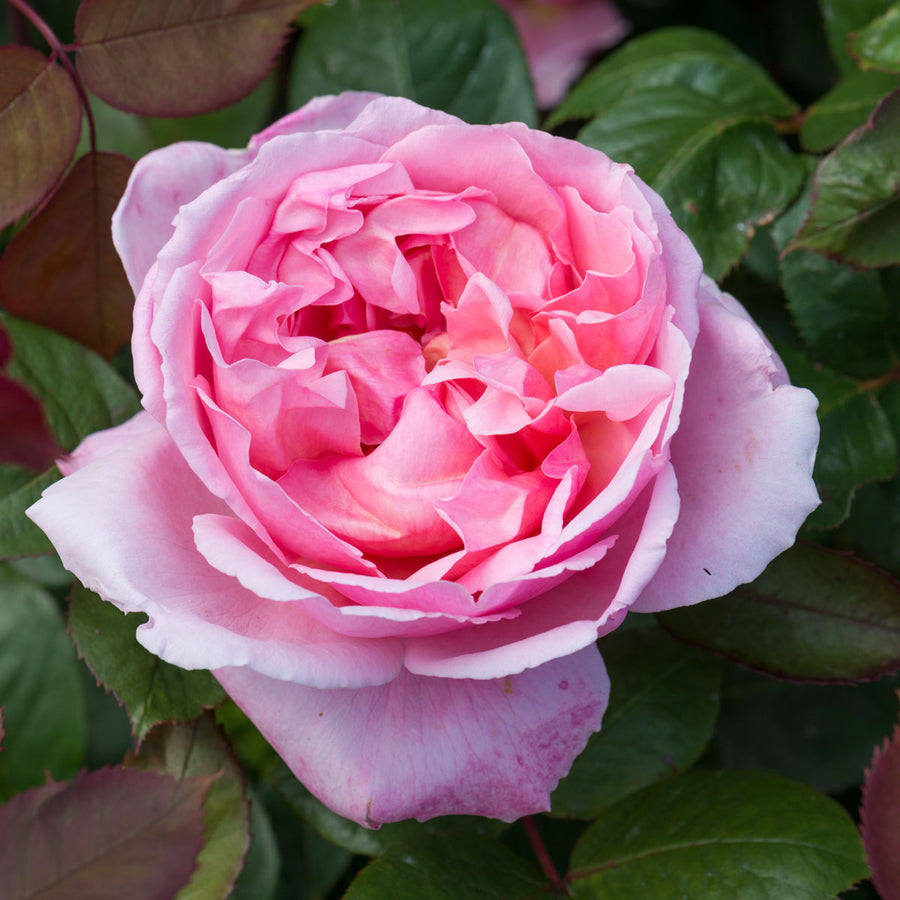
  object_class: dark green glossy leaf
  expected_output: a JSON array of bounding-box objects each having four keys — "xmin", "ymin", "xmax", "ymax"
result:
[
  {"xmin": 69, "ymin": 585, "xmax": 225, "ymax": 740},
  {"xmin": 550, "ymin": 626, "xmax": 721, "ymax": 818},
  {"xmin": 834, "ymin": 382, "xmax": 900, "ymax": 577},
  {"xmin": 0, "ymin": 563, "xmax": 85, "ymax": 801},
  {"xmin": 780, "ymin": 249, "xmax": 898, "ymax": 378},
  {"xmin": 568, "ymin": 29, "xmax": 802, "ymax": 278},
  {"xmin": 802, "ymin": 69, "xmax": 900, "ymax": 151},
  {"xmin": 852, "ymin": 3, "xmax": 900, "ymax": 73},
  {"xmin": 131, "ymin": 716, "xmax": 250, "ymax": 900},
  {"xmin": 813, "ymin": 388, "xmax": 898, "ymax": 529},
  {"xmin": 550, "ymin": 27, "xmax": 796, "ymax": 128},
  {"xmin": 569, "ymin": 771, "xmax": 868, "ymax": 899},
  {"xmin": 774, "ymin": 180, "xmax": 900, "ymax": 379},
  {"xmin": 776, "ymin": 343, "xmax": 898, "ymax": 530},
  {"xmin": 0, "ymin": 767, "xmax": 208, "ymax": 900},
  {"xmin": 289, "ymin": 0, "xmax": 536, "ymax": 126},
  {"xmin": 659, "ymin": 122, "xmax": 804, "ymax": 280},
  {"xmin": 344, "ymin": 833, "xmax": 547, "ymax": 900},
  {"xmin": 820, "ymin": 0, "xmax": 895, "ymax": 73},
  {"xmin": 0, "ymin": 464, "xmax": 57, "ymax": 557},
  {"xmin": 231, "ymin": 787, "xmax": 280, "ymax": 900},
  {"xmin": 789, "ymin": 89, "xmax": 900, "ymax": 268},
  {"xmin": 711, "ymin": 664, "xmax": 900, "ymax": 793},
  {"xmin": 75, "ymin": 0, "xmax": 308, "ymax": 117},
  {"xmin": 658, "ymin": 542, "xmax": 900, "ymax": 682}
]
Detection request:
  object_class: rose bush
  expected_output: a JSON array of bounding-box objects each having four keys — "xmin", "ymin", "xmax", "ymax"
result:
[{"xmin": 28, "ymin": 92, "xmax": 819, "ymax": 827}]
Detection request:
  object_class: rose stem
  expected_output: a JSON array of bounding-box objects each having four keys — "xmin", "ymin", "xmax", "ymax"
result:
[{"xmin": 522, "ymin": 815, "xmax": 568, "ymax": 894}]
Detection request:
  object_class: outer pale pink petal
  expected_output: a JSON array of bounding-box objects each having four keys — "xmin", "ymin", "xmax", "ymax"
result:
[
  {"xmin": 112, "ymin": 142, "xmax": 250, "ymax": 294},
  {"xmin": 634, "ymin": 281, "xmax": 820, "ymax": 612},
  {"xmin": 249, "ymin": 91, "xmax": 385, "ymax": 147},
  {"xmin": 215, "ymin": 644, "xmax": 609, "ymax": 826},
  {"xmin": 26, "ymin": 413, "xmax": 403, "ymax": 687}
]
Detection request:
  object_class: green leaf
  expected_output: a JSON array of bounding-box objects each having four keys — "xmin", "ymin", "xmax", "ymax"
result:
[
  {"xmin": 711, "ymin": 664, "xmax": 900, "ymax": 794},
  {"xmin": 0, "ymin": 767, "xmax": 209, "ymax": 899},
  {"xmin": 780, "ymin": 249, "xmax": 899, "ymax": 378},
  {"xmin": 569, "ymin": 770, "xmax": 868, "ymax": 899},
  {"xmin": 550, "ymin": 626, "xmax": 721, "ymax": 818},
  {"xmin": 820, "ymin": 0, "xmax": 895, "ymax": 73},
  {"xmin": 789, "ymin": 89, "xmax": 900, "ymax": 268},
  {"xmin": 0, "ymin": 464, "xmax": 58, "ymax": 557},
  {"xmin": 658, "ymin": 542, "xmax": 900, "ymax": 682},
  {"xmin": 74, "ymin": 0, "xmax": 309, "ymax": 117},
  {"xmin": 69, "ymin": 584, "xmax": 226, "ymax": 740},
  {"xmin": 655, "ymin": 121, "xmax": 804, "ymax": 280},
  {"xmin": 802, "ymin": 69, "xmax": 900, "ymax": 151},
  {"xmin": 834, "ymin": 382, "xmax": 900, "ymax": 576},
  {"xmin": 852, "ymin": 3, "xmax": 900, "ymax": 73},
  {"xmin": 131, "ymin": 716, "xmax": 250, "ymax": 900},
  {"xmin": 550, "ymin": 28, "xmax": 796, "ymax": 127},
  {"xmin": 231, "ymin": 787, "xmax": 280, "ymax": 900},
  {"xmin": 271, "ymin": 762, "xmax": 507, "ymax": 857},
  {"xmin": 813, "ymin": 388, "xmax": 898, "ymax": 529},
  {"xmin": 0, "ymin": 46, "xmax": 81, "ymax": 229},
  {"xmin": 0, "ymin": 563, "xmax": 86, "ymax": 801},
  {"xmin": 567, "ymin": 29, "xmax": 803, "ymax": 278},
  {"xmin": 289, "ymin": 0, "xmax": 537, "ymax": 126},
  {"xmin": 0, "ymin": 314, "xmax": 140, "ymax": 451},
  {"xmin": 776, "ymin": 343, "xmax": 898, "ymax": 530},
  {"xmin": 344, "ymin": 833, "xmax": 547, "ymax": 900},
  {"xmin": 0, "ymin": 315, "xmax": 139, "ymax": 559},
  {"xmin": 773, "ymin": 179, "xmax": 900, "ymax": 379}
]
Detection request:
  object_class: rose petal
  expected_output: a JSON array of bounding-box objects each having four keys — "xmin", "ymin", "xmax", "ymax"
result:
[
  {"xmin": 27, "ymin": 413, "xmax": 403, "ymax": 687},
  {"xmin": 498, "ymin": 0, "xmax": 628, "ymax": 107},
  {"xmin": 407, "ymin": 463, "xmax": 678, "ymax": 678},
  {"xmin": 280, "ymin": 388, "xmax": 482, "ymax": 556},
  {"xmin": 113, "ymin": 142, "xmax": 250, "ymax": 294},
  {"xmin": 634, "ymin": 279, "xmax": 820, "ymax": 612},
  {"xmin": 215, "ymin": 644, "xmax": 609, "ymax": 826}
]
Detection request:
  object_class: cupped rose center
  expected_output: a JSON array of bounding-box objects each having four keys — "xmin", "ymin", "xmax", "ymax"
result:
[{"xmin": 198, "ymin": 162, "xmax": 671, "ymax": 563}]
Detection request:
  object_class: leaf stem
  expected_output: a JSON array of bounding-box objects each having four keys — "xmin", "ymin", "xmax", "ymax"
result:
[
  {"xmin": 6, "ymin": 0, "xmax": 97, "ymax": 154},
  {"xmin": 859, "ymin": 363, "xmax": 900, "ymax": 394},
  {"xmin": 522, "ymin": 815, "xmax": 568, "ymax": 895}
]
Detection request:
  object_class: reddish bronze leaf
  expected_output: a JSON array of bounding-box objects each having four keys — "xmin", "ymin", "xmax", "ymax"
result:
[
  {"xmin": 0, "ymin": 323, "xmax": 61, "ymax": 469},
  {"xmin": 0, "ymin": 152, "xmax": 135, "ymax": 359},
  {"xmin": 0, "ymin": 46, "xmax": 81, "ymax": 229},
  {"xmin": 74, "ymin": 0, "xmax": 312, "ymax": 117},
  {"xmin": 862, "ymin": 712, "xmax": 900, "ymax": 900},
  {"xmin": 0, "ymin": 766, "xmax": 210, "ymax": 900}
]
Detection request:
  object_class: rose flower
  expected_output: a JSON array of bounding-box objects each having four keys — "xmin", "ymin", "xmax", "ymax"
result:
[{"xmin": 29, "ymin": 93, "xmax": 819, "ymax": 827}]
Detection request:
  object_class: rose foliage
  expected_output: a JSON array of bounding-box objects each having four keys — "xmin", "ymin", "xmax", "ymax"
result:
[{"xmin": 28, "ymin": 92, "xmax": 819, "ymax": 827}]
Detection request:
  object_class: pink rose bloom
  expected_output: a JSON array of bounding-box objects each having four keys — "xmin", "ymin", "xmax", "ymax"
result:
[
  {"xmin": 498, "ymin": 0, "xmax": 628, "ymax": 107},
  {"xmin": 29, "ymin": 93, "xmax": 819, "ymax": 827}
]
